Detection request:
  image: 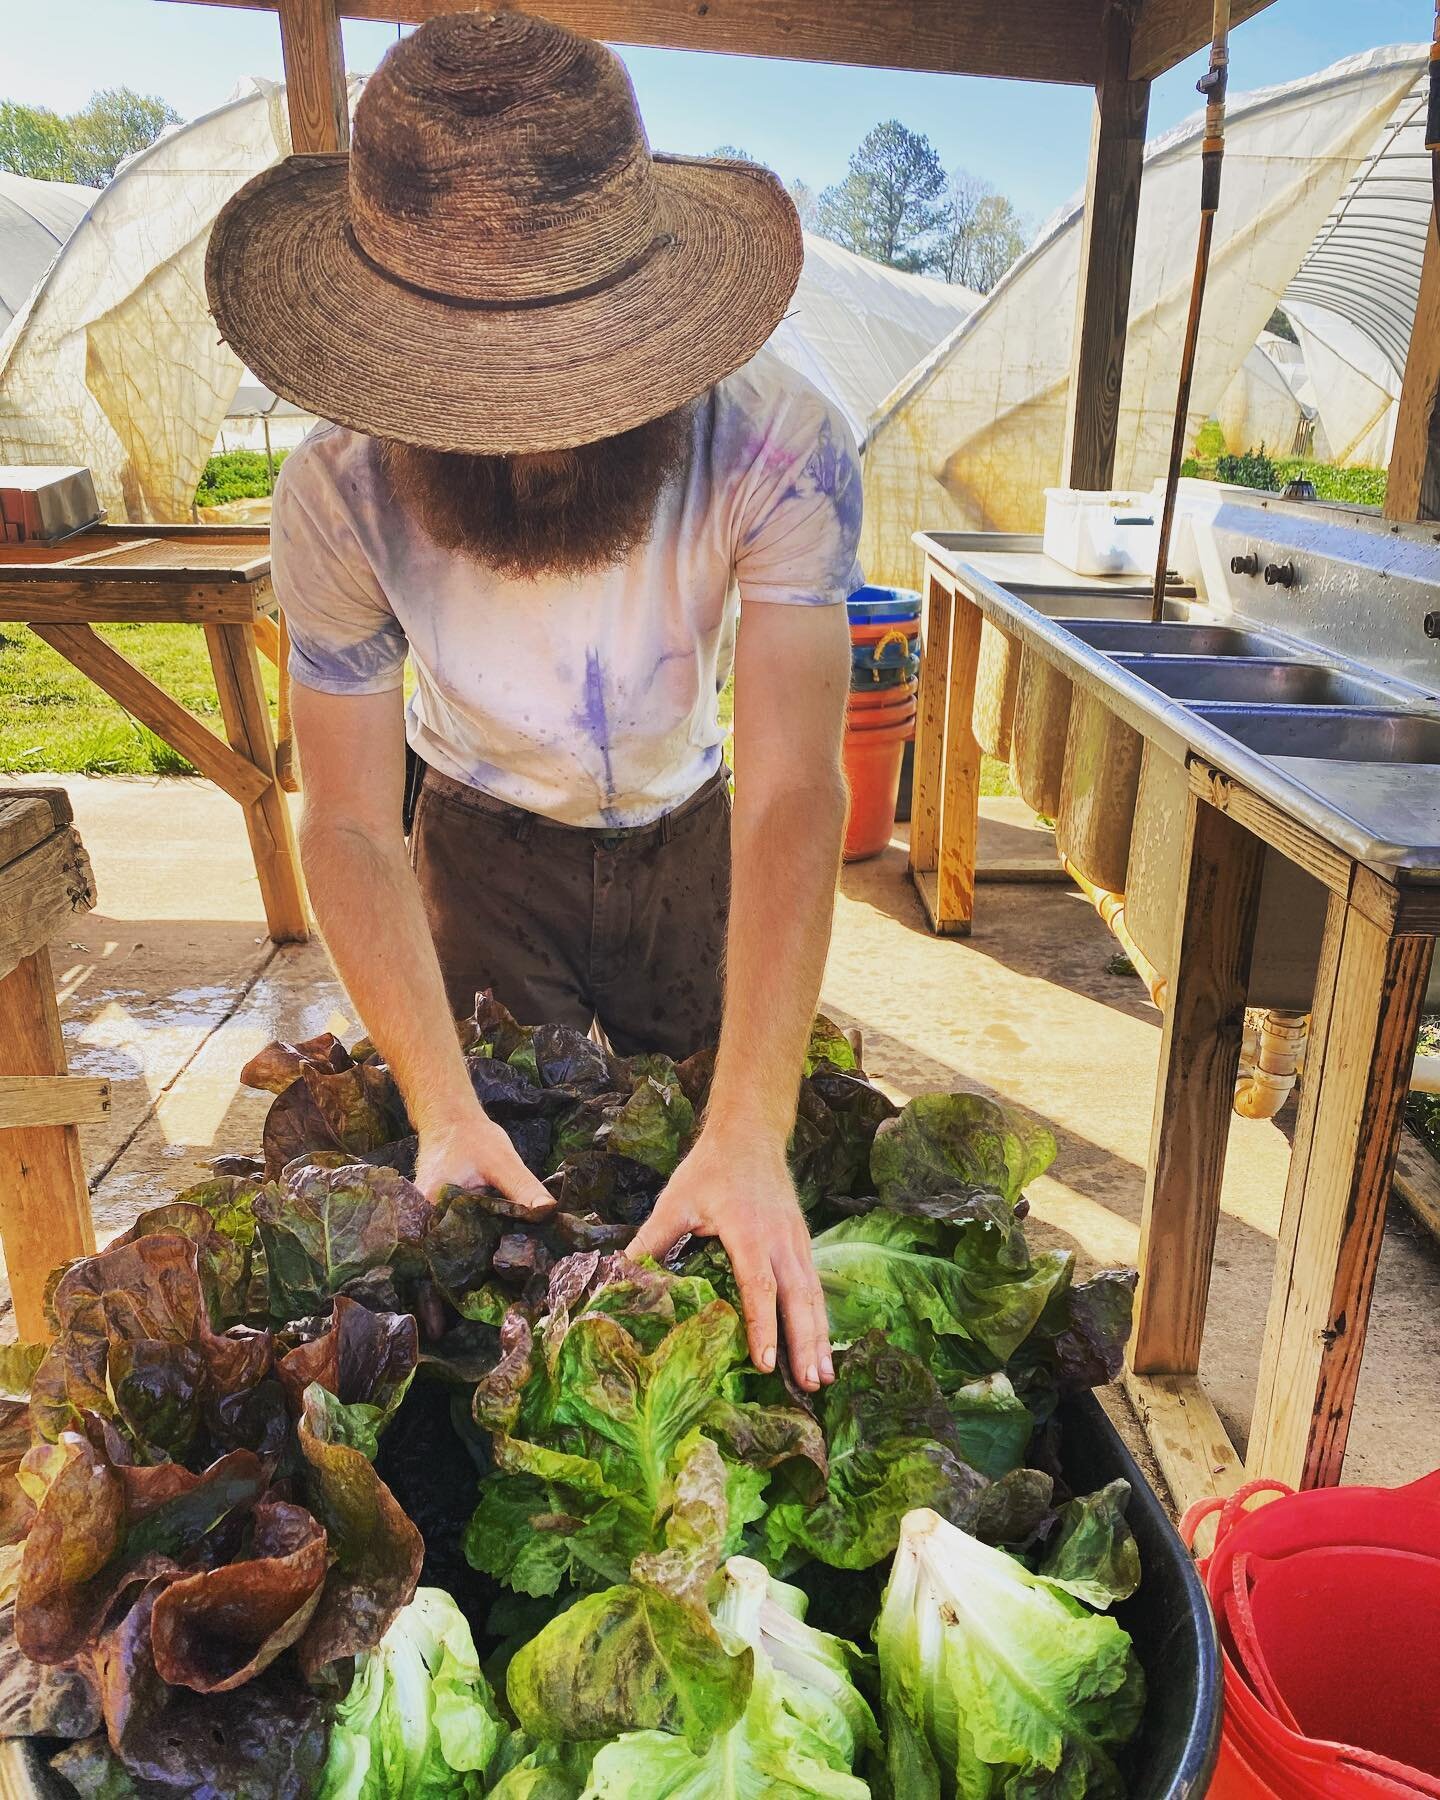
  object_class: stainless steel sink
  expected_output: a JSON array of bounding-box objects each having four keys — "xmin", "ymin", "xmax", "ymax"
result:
[
  {"xmin": 1028, "ymin": 593, "xmax": 1193, "ymax": 622},
  {"xmin": 1067, "ymin": 621, "xmax": 1289, "ymax": 658},
  {"xmin": 1111, "ymin": 655, "xmax": 1395, "ymax": 707},
  {"xmin": 1192, "ymin": 705, "xmax": 1440, "ymax": 764}
]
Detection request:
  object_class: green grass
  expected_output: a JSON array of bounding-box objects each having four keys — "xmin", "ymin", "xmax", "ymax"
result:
[
  {"xmin": 1407, "ymin": 1015, "xmax": 1440, "ymax": 1166},
  {"xmin": 0, "ymin": 623, "xmax": 278, "ymax": 776}
]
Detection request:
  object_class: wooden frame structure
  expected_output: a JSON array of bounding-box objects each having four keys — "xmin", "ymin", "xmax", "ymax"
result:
[
  {"xmin": 0, "ymin": 791, "xmax": 102, "ymax": 1341},
  {"xmin": 0, "ymin": 527, "xmax": 307, "ymax": 945}
]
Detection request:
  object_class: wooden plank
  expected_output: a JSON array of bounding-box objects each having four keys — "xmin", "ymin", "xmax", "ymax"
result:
[
  {"xmin": 204, "ymin": 622, "xmax": 310, "ymax": 944},
  {"xmin": 908, "ymin": 570, "xmax": 952, "ymax": 877},
  {"xmin": 1, "ymin": 581, "xmax": 261, "ymax": 624},
  {"xmin": 280, "ymin": 0, "xmax": 351, "ymax": 153},
  {"xmin": 912, "ymin": 867, "xmax": 971, "ymax": 938},
  {"xmin": 1384, "ymin": 216, "xmax": 1440, "ymax": 523},
  {"xmin": 1129, "ymin": 790, "xmax": 1264, "ymax": 1375},
  {"xmin": 1130, "ymin": 0, "xmax": 1277, "ymax": 83},
  {"xmin": 1248, "ymin": 901, "xmax": 1434, "ymax": 1487},
  {"xmin": 275, "ymin": 612, "xmax": 299, "ymax": 793},
  {"xmin": 160, "ymin": 0, "xmax": 1107, "ymax": 85},
  {"xmin": 934, "ymin": 591, "xmax": 984, "ymax": 933},
  {"xmin": 252, "ymin": 613, "xmax": 281, "ymax": 665},
  {"xmin": 1187, "ymin": 760, "xmax": 1352, "ymax": 899},
  {"xmin": 31, "ymin": 625, "xmax": 271, "ymax": 807},
  {"xmin": 0, "ymin": 1076, "xmax": 110, "ymax": 1130},
  {"xmin": 1120, "ymin": 1369, "xmax": 1245, "ymax": 1516},
  {"xmin": 1394, "ymin": 1126, "xmax": 1440, "ymax": 1250},
  {"xmin": 0, "ymin": 791, "xmax": 72, "ymax": 869},
  {"xmin": 1063, "ymin": 0, "xmax": 1150, "ymax": 491},
  {"xmin": 0, "ymin": 949, "xmax": 96, "ymax": 1341},
  {"xmin": 0, "ymin": 829, "xmax": 95, "ymax": 984}
]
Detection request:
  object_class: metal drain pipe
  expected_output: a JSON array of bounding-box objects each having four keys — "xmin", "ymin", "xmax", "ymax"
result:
[{"xmin": 1061, "ymin": 856, "xmax": 1168, "ymax": 1009}]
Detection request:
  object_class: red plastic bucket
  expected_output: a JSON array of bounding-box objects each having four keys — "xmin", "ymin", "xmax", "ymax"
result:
[
  {"xmin": 847, "ymin": 698, "xmax": 917, "ymax": 734},
  {"xmin": 1182, "ymin": 1475, "xmax": 1440, "ymax": 1799},
  {"xmin": 842, "ymin": 715, "xmax": 909, "ymax": 861},
  {"xmin": 848, "ymin": 678, "xmax": 918, "ymax": 712},
  {"xmin": 849, "ymin": 619, "xmax": 920, "ymax": 646}
]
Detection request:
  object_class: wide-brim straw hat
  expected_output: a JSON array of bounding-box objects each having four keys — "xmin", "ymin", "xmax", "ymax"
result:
[{"xmin": 206, "ymin": 10, "xmax": 803, "ymax": 455}]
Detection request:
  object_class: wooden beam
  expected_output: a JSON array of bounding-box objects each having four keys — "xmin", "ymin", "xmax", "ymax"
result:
[
  {"xmin": 1385, "ymin": 216, "xmax": 1440, "ymax": 523},
  {"xmin": 908, "ymin": 571, "xmax": 952, "ymax": 881},
  {"xmin": 0, "ymin": 829, "xmax": 95, "ymax": 984},
  {"xmin": 1130, "ymin": 0, "xmax": 1276, "ymax": 84},
  {"xmin": 159, "ymin": 0, "xmax": 1106, "ymax": 85},
  {"xmin": 31, "ymin": 624, "xmax": 272, "ymax": 807},
  {"xmin": 0, "ymin": 1076, "xmax": 111, "ymax": 1131},
  {"xmin": 204, "ymin": 623, "xmax": 310, "ymax": 944},
  {"xmin": 0, "ymin": 949, "xmax": 96, "ymax": 1341},
  {"xmin": 1129, "ymin": 789, "xmax": 1264, "ymax": 1375},
  {"xmin": 1248, "ymin": 899, "xmax": 1434, "ymax": 1487},
  {"xmin": 1063, "ymin": 0, "xmax": 1150, "ymax": 491},
  {"xmin": 279, "ymin": 0, "xmax": 351, "ymax": 153},
  {"xmin": 1120, "ymin": 1370, "xmax": 1244, "ymax": 1516},
  {"xmin": 934, "ymin": 592, "xmax": 984, "ymax": 934}
]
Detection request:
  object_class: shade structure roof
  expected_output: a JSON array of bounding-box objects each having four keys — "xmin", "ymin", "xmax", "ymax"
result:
[{"xmin": 0, "ymin": 171, "xmax": 98, "ymax": 335}]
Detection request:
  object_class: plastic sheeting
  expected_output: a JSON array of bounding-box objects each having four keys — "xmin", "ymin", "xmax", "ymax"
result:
[
  {"xmin": 860, "ymin": 46, "xmax": 1426, "ymax": 586},
  {"xmin": 0, "ymin": 78, "xmax": 359, "ymax": 523},
  {"xmin": 0, "ymin": 66, "xmax": 974, "ymax": 526},
  {"xmin": 1214, "ymin": 331, "xmax": 1318, "ymax": 462},
  {"xmin": 0, "ymin": 172, "xmax": 97, "ymax": 335}
]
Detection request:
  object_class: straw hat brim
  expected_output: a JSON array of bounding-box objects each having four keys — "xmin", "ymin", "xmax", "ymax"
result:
[{"xmin": 206, "ymin": 152, "xmax": 804, "ymax": 455}]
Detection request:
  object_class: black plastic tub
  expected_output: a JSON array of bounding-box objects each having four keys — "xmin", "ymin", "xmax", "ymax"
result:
[{"xmin": 1059, "ymin": 1393, "xmax": 1222, "ymax": 1799}]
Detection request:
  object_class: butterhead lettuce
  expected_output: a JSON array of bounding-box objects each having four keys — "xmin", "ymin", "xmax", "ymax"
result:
[{"xmin": 876, "ymin": 1510, "xmax": 1143, "ymax": 1798}]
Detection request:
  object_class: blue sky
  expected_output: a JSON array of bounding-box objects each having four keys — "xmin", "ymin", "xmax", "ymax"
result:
[{"xmin": 4, "ymin": 0, "xmax": 1424, "ymax": 225}]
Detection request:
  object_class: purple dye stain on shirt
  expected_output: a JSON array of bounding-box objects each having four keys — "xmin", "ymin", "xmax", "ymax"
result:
[{"xmin": 575, "ymin": 647, "xmax": 621, "ymax": 825}]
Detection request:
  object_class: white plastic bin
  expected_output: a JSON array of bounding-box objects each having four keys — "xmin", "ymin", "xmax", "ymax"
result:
[{"xmin": 1042, "ymin": 488, "xmax": 1158, "ymax": 577}]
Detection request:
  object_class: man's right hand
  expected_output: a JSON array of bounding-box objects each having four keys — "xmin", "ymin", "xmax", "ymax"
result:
[{"xmin": 413, "ymin": 1108, "xmax": 555, "ymax": 1213}]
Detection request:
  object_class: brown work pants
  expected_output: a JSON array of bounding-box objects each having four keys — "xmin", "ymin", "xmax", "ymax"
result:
[{"xmin": 410, "ymin": 765, "xmax": 730, "ymax": 1059}]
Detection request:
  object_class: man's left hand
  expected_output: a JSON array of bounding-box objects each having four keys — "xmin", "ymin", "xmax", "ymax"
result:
[{"xmin": 629, "ymin": 1131, "xmax": 834, "ymax": 1392}]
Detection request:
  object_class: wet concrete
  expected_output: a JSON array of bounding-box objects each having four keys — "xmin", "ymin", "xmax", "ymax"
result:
[{"xmin": 11, "ymin": 776, "xmax": 1439, "ymax": 1495}]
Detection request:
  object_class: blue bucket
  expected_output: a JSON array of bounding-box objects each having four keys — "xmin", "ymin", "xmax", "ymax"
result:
[
  {"xmin": 846, "ymin": 584, "xmax": 922, "ymax": 625},
  {"xmin": 852, "ymin": 652, "xmax": 920, "ymax": 689}
]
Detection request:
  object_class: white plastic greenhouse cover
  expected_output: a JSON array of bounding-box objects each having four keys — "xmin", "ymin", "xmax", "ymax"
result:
[
  {"xmin": 859, "ymin": 45, "xmax": 1428, "ymax": 586},
  {"xmin": 0, "ymin": 171, "xmax": 97, "ymax": 335},
  {"xmin": 0, "ymin": 69, "xmax": 975, "ymax": 525}
]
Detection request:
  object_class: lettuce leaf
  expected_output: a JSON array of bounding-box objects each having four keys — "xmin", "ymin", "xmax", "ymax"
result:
[{"xmin": 870, "ymin": 1093, "xmax": 1056, "ymax": 1209}]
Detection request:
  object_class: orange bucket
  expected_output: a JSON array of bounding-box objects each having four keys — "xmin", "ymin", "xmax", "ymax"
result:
[
  {"xmin": 842, "ymin": 713, "xmax": 910, "ymax": 861},
  {"xmin": 848, "ymin": 677, "xmax": 918, "ymax": 713}
]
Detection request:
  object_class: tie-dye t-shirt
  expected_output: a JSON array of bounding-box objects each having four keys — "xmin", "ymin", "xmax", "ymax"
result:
[{"xmin": 270, "ymin": 350, "xmax": 863, "ymax": 829}]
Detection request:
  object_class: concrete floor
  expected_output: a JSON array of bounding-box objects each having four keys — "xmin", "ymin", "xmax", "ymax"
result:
[{"xmin": 12, "ymin": 774, "xmax": 1440, "ymax": 1493}]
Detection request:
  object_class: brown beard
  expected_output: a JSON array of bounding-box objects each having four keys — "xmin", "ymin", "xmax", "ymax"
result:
[{"xmin": 377, "ymin": 406, "xmax": 693, "ymax": 579}]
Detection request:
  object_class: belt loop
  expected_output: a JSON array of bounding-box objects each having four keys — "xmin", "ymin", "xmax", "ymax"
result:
[
  {"xmin": 511, "ymin": 810, "xmax": 534, "ymax": 845},
  {"xmin": 659, "ymin": 807, "xmax": 674, "ymax": 846}
]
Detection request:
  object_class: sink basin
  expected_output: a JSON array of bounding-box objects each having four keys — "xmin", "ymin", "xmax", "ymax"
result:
[
  {"xmin": 1192, "ymin": 705, "xmax": 1440, "ymax": 764},
  {"xmin": 1028, "ymin": 593, "xmax": 1193, "ymax": 622},
  {"xmin": 1067, "ymin": 621, "xmax": 1287, "ymax": 657},
  {"xmin": 1111, "ymin": 655, "xmax": 1394, "ymax": 707}
]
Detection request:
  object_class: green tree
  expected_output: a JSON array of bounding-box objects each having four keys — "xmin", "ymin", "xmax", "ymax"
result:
[
  {"xmin": 0, "ymin": 100, "xmax": 72, "ymax": 180},
  {"xmin": 709, "ymin": 143, "xmax": 759, "ymax": 162},
  {"xmin": 788, "ymin": 177, "xmax": 819, "ymax": 230},
  {"xmin": 63, "ymin": 88, "xmax": 181, "ymax": 185},
  {"xmin": 937, "ymin": 169, "xmax": 1028, "ymax": 291},
  {"xmin": 0, "ymin": 87, "xmax": 180, "ymax": 187},
  {"xmin": 815, "ymin": 120, "xmax": 946, "ymax": 272}
]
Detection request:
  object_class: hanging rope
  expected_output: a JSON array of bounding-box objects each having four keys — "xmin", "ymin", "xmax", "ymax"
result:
[{"xmin": 1151, "ymin": 0, "xmax": 1232, "ymax": 622}]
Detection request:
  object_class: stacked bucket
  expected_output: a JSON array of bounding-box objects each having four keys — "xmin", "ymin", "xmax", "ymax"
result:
[
  {"xmin": 843, "ymin": 585, "xmax": 921, "ymax": 862},
  {"xmin": 1183, "ymin": 1472, "xmax": 1440, "ymax": 1797}
]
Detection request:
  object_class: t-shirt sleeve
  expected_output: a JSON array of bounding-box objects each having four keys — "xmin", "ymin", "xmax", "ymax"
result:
[
  {"xmin": 732, "ymin": 386, "xmax": 864, "ymax": 607},
  {"xmin": 270, "ymin": 440, "xmax": 409, "ymax": 696}
]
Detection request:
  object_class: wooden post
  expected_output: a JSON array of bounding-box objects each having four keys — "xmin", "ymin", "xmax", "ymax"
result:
[
  {"xmin": 1063, "ymin": 0, "xmax": 1151, "ymax": 490},
  {"xmin": 1129, "ymin": 789, "xmax": 1264, "ymax": 1375},
  {"xmin": 278, "ymin": 0, "xmax": 350, "ymax": 153},
  {"xmin": 204, "ymin": 622, "xmax": 309, "ymax": 944},
  {"xmin": 934, "ymin": 592, "xmax": 984, "ymax": 933},
  {"xmin": 0, "ymin": 950, "xmax": 96, "ymax": 1339},
  {"xmin": 1385, "ymin": 217, "xmax": 1440, "ymax": 523},
  {"xmin": 908, "ymin": 572, "xmax": 952, "ymax": 881},
  {"xmin": 1247, "ymin": 897, "xmax": 1434, "ymax": 1486}
]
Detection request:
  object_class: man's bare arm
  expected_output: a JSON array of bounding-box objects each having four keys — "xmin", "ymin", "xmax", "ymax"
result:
[
  {"xmin": 291, "ymin": 681, "xmax": 551, "ymax": 1210},
  {"xmin": 632, "ymin": 601, "xmax": 850, "ymax": 1387}
]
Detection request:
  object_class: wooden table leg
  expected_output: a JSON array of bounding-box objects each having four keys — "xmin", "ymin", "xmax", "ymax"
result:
[
  {"xmin": 1124, "ymin": 790, "xmax": 1261, "ymax": 1508},
  {"xmin": 0, "ymin": 949, "xmax": 96, "ymax": 1339},
  {"xmin": 205, "ymin": 621, "xmax": 309, "ymax": 945},
  {"xmin": 933, "ymin": 590, "xmax": 984, "ymax": 935},
  {"xmin": 1247, "ymin": 894, "xmax": 1434, "ymax": 1487},
  {"xmin": 274, "ymin": 613, "xmax": 299, "ymax": 795},
  {"xmin": 908, "ymin": 572, "xmax": 951, "ymax": 886}
]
